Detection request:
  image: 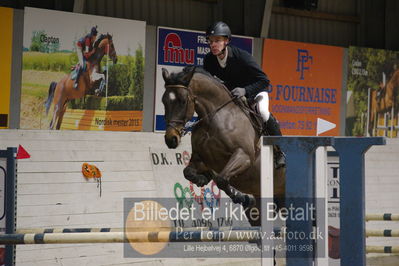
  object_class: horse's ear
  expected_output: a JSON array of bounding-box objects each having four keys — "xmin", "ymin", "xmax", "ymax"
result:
[
  {"xmin": 182, "ymin": 66, "xmax": 196, "ymax": 85},
  {"xmin": 162, "ymin": 68, "xmax": 170, "ymax": 82}
]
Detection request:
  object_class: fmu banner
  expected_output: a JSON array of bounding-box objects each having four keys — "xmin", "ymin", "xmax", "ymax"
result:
[
  {"xmin": 262, "ymin": 39, "xmax": 344, "ymax": 136},
  {"xmin": 154, "ymin": 27, "xmax": 253, "ymax": 132}
]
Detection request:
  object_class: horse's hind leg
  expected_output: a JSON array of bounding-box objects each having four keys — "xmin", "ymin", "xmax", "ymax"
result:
[
  {"xmin": 50, "ymin": 96, "xmax": 66, "ymax": 130},
  {"xmin": 56, "ymin": 102, "xmax": 68, "ymax": 130},
  {"xmin": 49, "ymin": 103, "xmax": 60, "ymax": 130}
]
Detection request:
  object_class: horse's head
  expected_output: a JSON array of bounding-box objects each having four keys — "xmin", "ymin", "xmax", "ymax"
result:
[
  {"xmin": 161, "ymin": 67, "xmax": 196, "ymax": 149},
  {"xmin": 97, "ymin": 33, "xmax": 117, "ymax": 64}
]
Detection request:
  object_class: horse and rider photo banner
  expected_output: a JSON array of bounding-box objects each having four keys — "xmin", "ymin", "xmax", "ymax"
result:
[
  {"xmin": 154, "ymin": 26, "xmax": 253, "ymax": 132},
  {"xmin": 346, "ymin": 46, "xmax": 399, "ymax": 138},
  {"xmin": 20, "ymin": 7, "xmax": 146, "ymax": 131},
  {"xmin": 0, "ymin": 7, "xmax": 14, "ymax": 129},
  {"xmin": 262, "ymin": 39, "xmax": 344, "ymax": 136}
]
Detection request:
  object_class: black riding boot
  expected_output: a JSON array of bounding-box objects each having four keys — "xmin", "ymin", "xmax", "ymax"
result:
[{"xmin": 264, "ymin": 114, "xmax": 286, "ymax": 169}]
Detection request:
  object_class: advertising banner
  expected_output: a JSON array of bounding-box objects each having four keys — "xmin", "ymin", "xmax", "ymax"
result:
[
  {"xmin": 0, "ymin": 7, "xmax": 13, "ymax": 129},
  {"xmin": 154, "ymin": 27, "xmax": 253, "ymax": 132},
  {"xmin": 346, "ymin": 46, "xmax": 399, "ymax": 137},
  {"xmin": 21, "ymin": 7, "xmax": 145, "ymax": 131},
  {"xmin": 262, "ymin": 39, "xmax": 344, "ymax": 136}
]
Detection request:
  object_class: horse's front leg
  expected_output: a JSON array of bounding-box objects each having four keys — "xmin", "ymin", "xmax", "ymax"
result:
[
  {"xmin": 183, "ymin": 153, "xmax": 213, "ymax": 187},
  {"xmin": 213, "ymin": 148, "xmax": 255, "ymax": 208},
  {"xmin": 90, "ymin": 68, "xmax": 105, "ymax": 83}
]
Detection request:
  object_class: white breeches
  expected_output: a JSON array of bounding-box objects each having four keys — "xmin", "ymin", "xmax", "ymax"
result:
[
  {"xmin": 76, "ymin": 46, "xmax": 84, "ymax": 66},
  {"xmin": 254, "ymin": 91, "xmax": 270, "ymax": 122}
]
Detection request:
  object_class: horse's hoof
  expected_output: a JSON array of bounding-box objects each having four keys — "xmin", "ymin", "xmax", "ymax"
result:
[
  {"xmin": 196, "ymin": 175, "xmax": 209, "ymax": 187},
  {"xmin": 244, "ymin": 194, "xmax": 256, "ymax": 209}
]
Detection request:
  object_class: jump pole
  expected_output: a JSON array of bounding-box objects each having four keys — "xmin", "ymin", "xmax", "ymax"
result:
[
  {"xmin": 0, "ymin": 230, "xmax": 266, "ymax": 245},
  {"xmin": 366, "ymin": 213, "xmax": 399, "ymax": 221}
]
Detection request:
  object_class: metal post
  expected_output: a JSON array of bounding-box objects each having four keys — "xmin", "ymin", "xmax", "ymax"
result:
[
  {"xmin": 0, "ymin": 147, "xmax": 17, "ymax": 266},
  {"xmin": 333, "ymin": 137, "xmax": 385, "ymax": 266},
  {"xmin": 263, "ymin": 137, "xmax": 332, "ymax": 266}
]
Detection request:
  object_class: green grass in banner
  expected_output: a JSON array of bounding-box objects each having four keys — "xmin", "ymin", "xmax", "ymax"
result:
[
  {"xmin": 23, "ymin": 52, "xmax": 75, "ymax": 73},
  {"xmin": 68, "ymin": 96, "xmax": 140, "ymax": 110}
]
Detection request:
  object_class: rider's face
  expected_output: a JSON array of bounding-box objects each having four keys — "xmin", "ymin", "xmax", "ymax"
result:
[{"xmin": 208, "ymin": 36, "xmax": 228, "ymax": 56}]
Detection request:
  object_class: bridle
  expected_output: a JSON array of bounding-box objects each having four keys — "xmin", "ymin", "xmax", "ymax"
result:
[
  {"xmin": 164, "ymin": 84, "xmax": 196, "ymax": 137},
  {"xmin": 164, "ymin": 84, "xmax": 236, "ymax": 137}
]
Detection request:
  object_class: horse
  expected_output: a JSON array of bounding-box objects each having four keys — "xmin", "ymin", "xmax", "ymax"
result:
[
  {"xmin": 161, "ymin": 66, "xmax": 285, "ymax": 226},
  {"xmin": 44, "ymin": 33, "xmax": 117, "ymax": 130},
  {"xmin": 369, "ymin": 69, "xmax": 399, "ymax": 136}
]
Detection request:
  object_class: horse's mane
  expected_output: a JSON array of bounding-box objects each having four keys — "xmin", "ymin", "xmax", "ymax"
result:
[
  {"xmin": 93, "ymin": 33, "xmax": 112, "ymax": 49},
  {"xmin": 166, "ymin": 66, "xmax": 225, "ymax": 88}
]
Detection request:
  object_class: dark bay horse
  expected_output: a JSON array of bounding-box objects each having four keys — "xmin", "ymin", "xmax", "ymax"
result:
[
  {"xmin": 44, "ymin": 33, "xmax": 117, "ymax": 129},
  {"xmin": 161, "ymin": 67, "xmax": 285, "ymax": 226},
  {"xmin": 369, "ymin": 69, "xmax": 399, "ymax": 136}
]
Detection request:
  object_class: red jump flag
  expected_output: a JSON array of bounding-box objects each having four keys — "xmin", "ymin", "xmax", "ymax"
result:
[{"xmin": 16, "ymin": 145, "xmax": 30, "ymax": 159}]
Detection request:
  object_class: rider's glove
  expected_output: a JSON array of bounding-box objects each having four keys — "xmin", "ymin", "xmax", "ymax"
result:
[{"xmin": 231, "ymin": 87, "xmax": 246, "ymax": 98}]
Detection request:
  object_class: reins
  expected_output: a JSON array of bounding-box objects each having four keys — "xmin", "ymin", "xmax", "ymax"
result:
[
  {"xmin": 217, "ymin": 83, "xmax": 264, "ymax": 135},
  {"xmin": 165, "ymin": 80, "xmax": 263, "ymax": 136},
  {"xmin": 164, "ymin": 84, "xmax": 236, "ymax": 136}
]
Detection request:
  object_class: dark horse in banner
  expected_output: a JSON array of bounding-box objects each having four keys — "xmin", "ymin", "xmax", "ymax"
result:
[
  {"xmin": 44, "ymin": 33, "xmax": 117, "ymax": 130},
  {"xmin": 161, "ymin": 66, "xmax": 285, "ymax": 226}
]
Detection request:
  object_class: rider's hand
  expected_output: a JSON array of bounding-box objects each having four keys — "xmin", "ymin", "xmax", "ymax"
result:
[{"xmin": 231, "ymin": 87, "xmax": 246, "ymax": 97}]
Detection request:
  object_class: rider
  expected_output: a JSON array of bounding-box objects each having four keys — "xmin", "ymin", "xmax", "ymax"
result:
[
  {"xmin": 74, "ymin": 26, "xmax": 98, "ymax": 89},
  {"xmin": 203, "ymin": 21, "xmax": 286, "ymax": 169}
]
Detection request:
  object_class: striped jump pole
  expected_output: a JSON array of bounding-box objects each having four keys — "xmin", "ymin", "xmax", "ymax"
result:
[
  {"xmin": 16, "ymin": 228, "xmax": 125, "ymax": 234},
  {"xmin": 366, "ymin": 246, "xmax": 399, "ymax": 254},
  {"xmin": 16, "ymin": 226, "xmax": 263, "ymax": 234},
  {"xmin": 0, "ymin": 230, "xmax": 263, "ymax": 245},
  {"xmin": 366, "ymin": 213, "xmax": 399, "ymax": 221},
  {"xmin": 366, "ymin": 229, "xmax": 399, "ymax": 237}
]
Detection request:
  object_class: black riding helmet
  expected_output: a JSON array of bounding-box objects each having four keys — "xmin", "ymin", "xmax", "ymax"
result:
[
  {"xmin": 91, "ymin": 26, "xmax": 98, "ymax": 36},
  {"xmin": 206, "ymin": 21, "xmax": 231, "ymax": 40}
]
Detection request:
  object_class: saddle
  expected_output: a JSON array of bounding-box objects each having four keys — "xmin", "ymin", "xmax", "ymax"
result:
[{"xmin": 233, "ymin": 97, "xmax": 264, "ymax": 136}]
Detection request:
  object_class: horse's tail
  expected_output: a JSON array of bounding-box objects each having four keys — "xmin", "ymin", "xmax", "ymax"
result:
[{"xmin": 45, "ymin": 81, "xmax": 57, "ymax": 114}]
